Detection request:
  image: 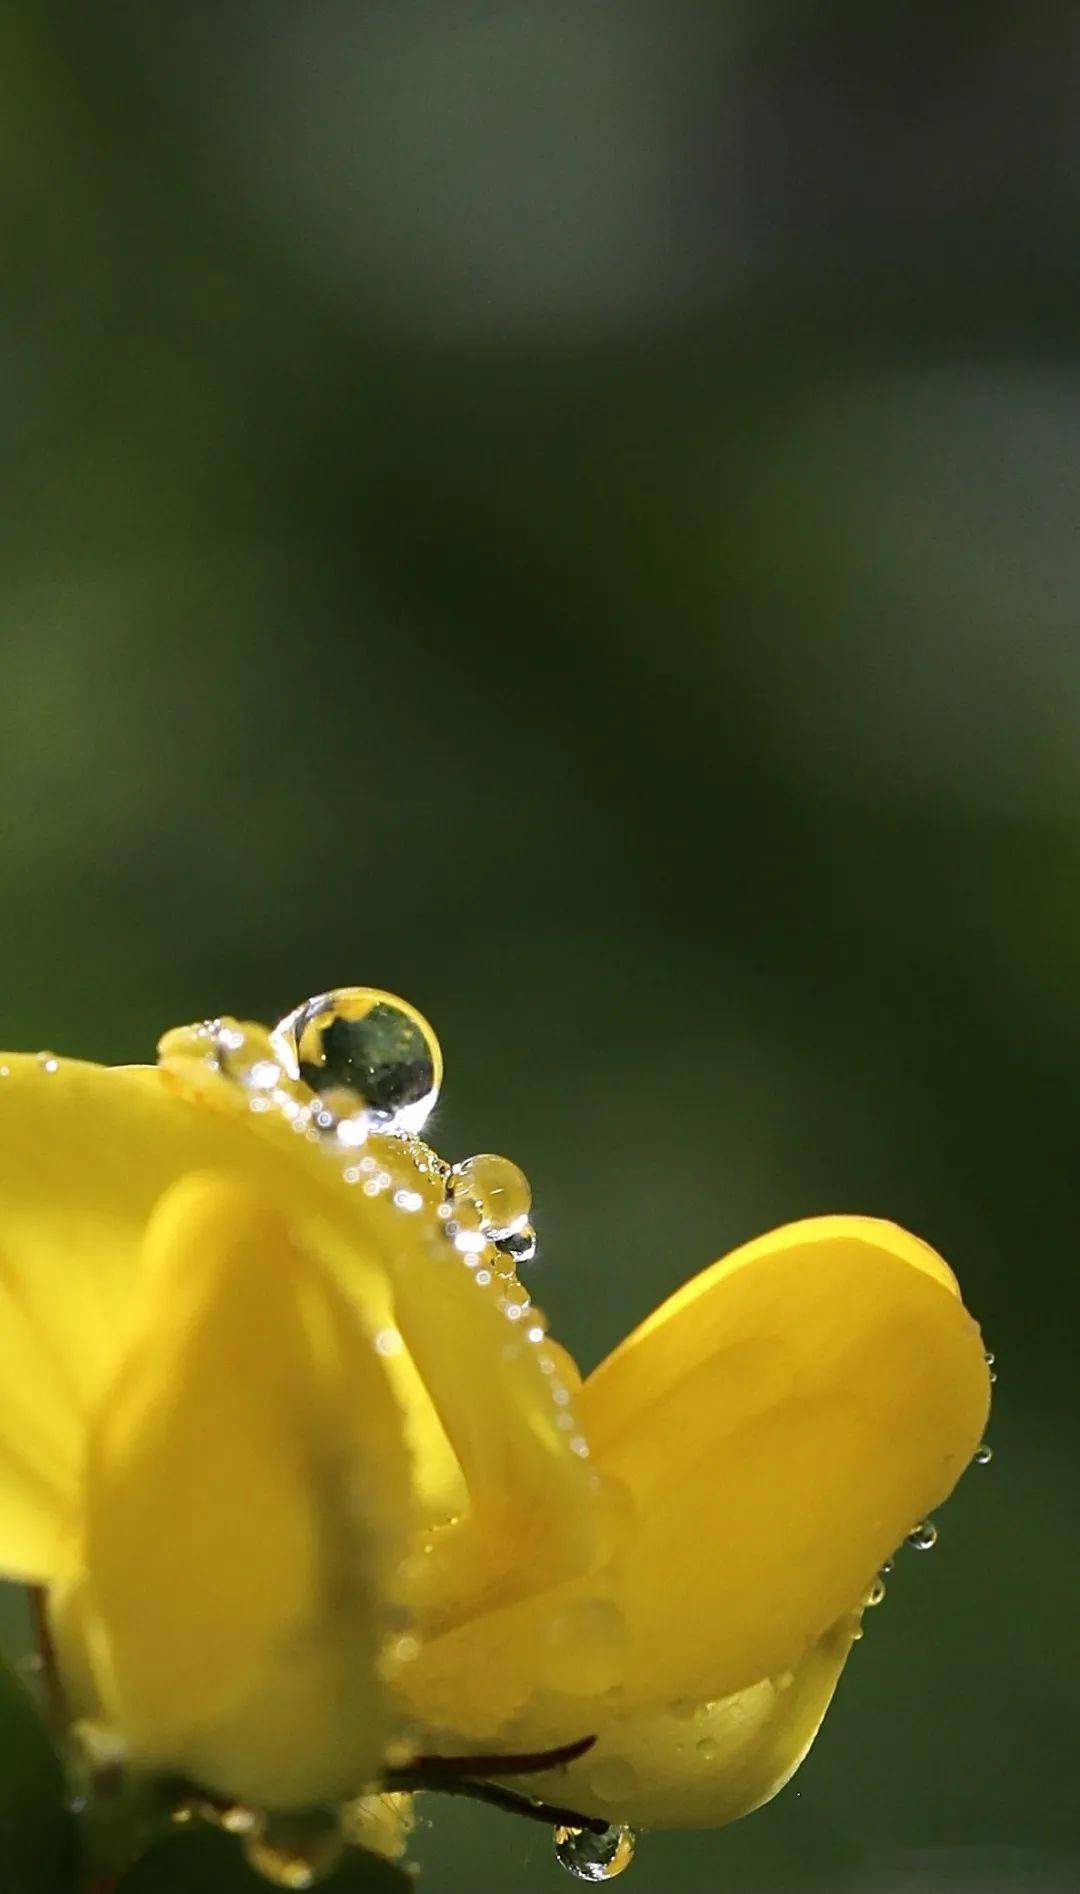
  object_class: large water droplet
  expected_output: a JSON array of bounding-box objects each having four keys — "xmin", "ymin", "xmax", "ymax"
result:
[
  {"xmin": 906, "ymin": 1519, "xmax": 938, "ymax": 1551},
  {"xmin": 273, "ymin": 988, "xmax": 442, "ymax": 1133},
  {"xmin": 553, "ymin": 1823, "xmax": 636, "ymax": 1882}
]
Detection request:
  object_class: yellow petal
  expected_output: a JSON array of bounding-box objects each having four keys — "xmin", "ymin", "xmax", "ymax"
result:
[
  {"xmin": 503, "ymin": 1616, "xmax": 857, "ymax": 1829},
  {"xmin": 580, "ymin": 1216, "xmax": 990, "ymax": 1706},
  {"xmin": 80, "ymin": 1170, "xmax": 410, "ymax": 1808},
  {"xmin": 0, "ymin": 1054, "xmax": 593, "ymax": 1624}
]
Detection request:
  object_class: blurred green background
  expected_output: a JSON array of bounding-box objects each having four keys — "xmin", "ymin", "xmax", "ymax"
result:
[{"xmin": 2, "ymin": 2, "xmax": 1077, "ymax": 1889}]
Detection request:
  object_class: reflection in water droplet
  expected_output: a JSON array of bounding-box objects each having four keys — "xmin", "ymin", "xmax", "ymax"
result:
[
  {"xmin": 973, "ymin": 1442, "xmax": 993, "ymax": 1465},
  {"xmin": 553, "ymin": 1823, "xmax": 637, "ymax": 1882},
  {"xmin": 243, "ymin": 1812, "xmax": 344, "ymax": 1888},
  {"xmin": 273, "ymin": 987, "xmax": 442, "ymax": 1133},
  {"xmin": 906, "ymin": 1520, "xmax": 938, "ymax": 1551},
  {"xmin": 497, "ymin": 1224, "xmax": 538, "ymax": 1263},
  {"xmin": 451, "ymin": 1152, "xmax": 532, "ymax": 1239}
]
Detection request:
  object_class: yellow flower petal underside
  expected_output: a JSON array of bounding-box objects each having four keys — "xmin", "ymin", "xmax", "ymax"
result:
[
  {"xmin": 581, "ymin": 1216, "xmax": 990, "ymax": 1707},
  {"xmin": 80, "ymin": 1171, "xmax": 409, "ymax": 1808},
  {"xmin": 504, "ymin": 1617, "xmax": 857, "ymax": 1829}
]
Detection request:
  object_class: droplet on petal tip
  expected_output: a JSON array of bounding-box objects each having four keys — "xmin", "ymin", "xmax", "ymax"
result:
[
  {"xmin": 905, "ymin": 1519, "xmax": 939, "ymax": 1551},
  {"xmin": 553, "ymin": 1823, "xmax": 637, "ymax": 1882},
  {"xmin": 272, "ymin": 987, "xmax": 442, "ymax": 1134}
]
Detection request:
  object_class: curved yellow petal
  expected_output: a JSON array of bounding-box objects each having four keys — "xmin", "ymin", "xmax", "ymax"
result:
[
  {"xmin": 580, "ymin": 1216, "xmax": 990, "ymax": 1706},
  {"xmin": 502, "ymin": 1616, "xmax": 857, "ymax": 1829},
  {"xmin": 78, "ymin": 1171, "xmax": 410, "ymax": 1808},
  {"xmin": 0, "ymin": 1054, "xmax": 594, "ymax": 1623}
]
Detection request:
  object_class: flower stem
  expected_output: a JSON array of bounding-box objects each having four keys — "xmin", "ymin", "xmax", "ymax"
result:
[{"xmin": 385, "ymin": 1732, "xmax": 607, "ymax": 1835}]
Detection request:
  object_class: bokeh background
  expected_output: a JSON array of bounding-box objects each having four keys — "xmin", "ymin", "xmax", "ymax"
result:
[{"xmin": 2, "ymin": 3, "xmax": 1078, "ymax": 1890}]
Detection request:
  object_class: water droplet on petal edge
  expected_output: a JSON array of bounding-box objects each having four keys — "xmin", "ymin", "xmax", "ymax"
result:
[
  {"xmin": 906, "ymin": 1519, "xmax": 938, "ymax": 1551},
  {"xmin": 273, "ymin": 987, "xmax": 442, "ymax": 1133}
]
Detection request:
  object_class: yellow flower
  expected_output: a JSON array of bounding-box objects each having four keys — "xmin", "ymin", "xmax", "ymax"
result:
[{"xmin": 0, "ymin": 996, "xmax": 990, "ymax": 1851}]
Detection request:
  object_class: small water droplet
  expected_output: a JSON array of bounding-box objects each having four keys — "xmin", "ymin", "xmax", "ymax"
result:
[
  {"xmin": 865, "ymin": 1576, "xmax": 886, "ymax": 1606},
  {"xmin": 553, "ymin": 1823, "xmax": 636, "ymax": 1882},
  {"xmin": 451, "ymin": 1153, "xmax": 532, "ymax": 1240},
  {"xmin": 497, "ymin": 1224, "xmax": 537, "ymax": 1263},
  {"xmin": 880, "ymin": 1559, "xmax": 894, "ymax": 1575},
  {"xmin": 988, "ymin": 1368, "xmax": 997, "ymax": 1383},
  {"xmin": 984, "ymin": 1349, "xmax": 995, "ymax": 1366},
  {"xmin": 243, "ymin": 1812, "xmax": 344, "ymax": 1887},
  {"xmin": 906, "ymin": 1519, "xmax": 938, "ymax": 1551},
  {"xmin": 37, "ymin": 1052, "xmax": 59, "ymax": 1074},
  {"xmin": 973, "ymin": 1442, "xmax": 993, "ymax": 1465},
  {"xmin": 272, "ymin": 987, "xmax": 442, "ymax": 1133},
  {"xmin": 696, "ymin": 1736, "xmax": 717, "ymax": 1762}
]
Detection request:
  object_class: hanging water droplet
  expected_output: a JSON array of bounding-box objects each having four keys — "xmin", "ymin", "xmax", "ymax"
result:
[
  {"xmin": 906, "ymin": 1519, "xmax": 938, "ymax": 1551},
  {"xmin": 272, "ymin": 987, "xmax": 442, "ymax": 1133},
  {"xmin": 553, "ymin": 1823, "xmax": 636, "ymax": 1882},
  {"xmin": 865, "ymin": 1576, "xmax": 887, "ymax": 1606},
  {"xmin": 973, "ymin": 1442, "xmax": 993, "ymax": 1465},
  {"xmin": 243, "ymin": 1811, "xmax": 345, "ymax": 1888}
]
